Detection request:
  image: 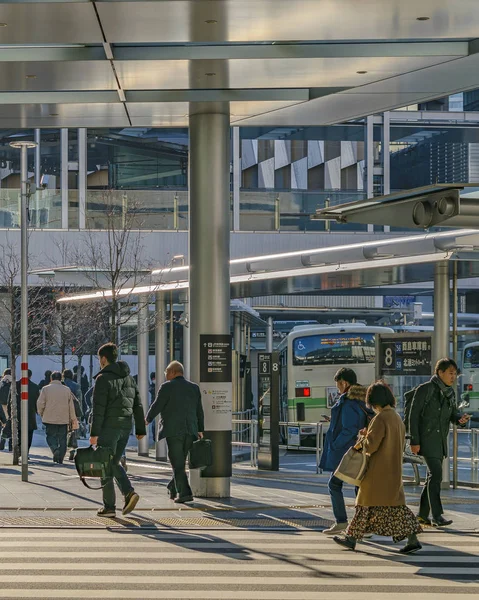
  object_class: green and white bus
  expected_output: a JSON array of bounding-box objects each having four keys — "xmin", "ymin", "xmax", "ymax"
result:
[{"xmin": 278, "ymin": 324, "xmax": 394, "ymax": 431}]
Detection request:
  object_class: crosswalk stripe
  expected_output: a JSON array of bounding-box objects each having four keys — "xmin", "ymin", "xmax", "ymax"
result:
[{"xmin": 1, "ymin": 527, "xmax": 478, "ymax": 599}]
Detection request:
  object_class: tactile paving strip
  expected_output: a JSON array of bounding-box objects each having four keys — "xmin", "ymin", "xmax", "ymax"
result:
[{"xmin": 0, "ymin": 514, "xmax": 331, "ymax": 529}]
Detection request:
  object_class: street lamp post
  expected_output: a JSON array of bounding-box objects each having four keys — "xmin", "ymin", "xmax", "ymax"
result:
[{"xmin": 9, "ymin": 140, "xmax": 37, "ymax": 482}]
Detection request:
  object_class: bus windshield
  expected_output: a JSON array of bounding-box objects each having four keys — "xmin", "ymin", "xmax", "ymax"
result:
[
  {"xmin": 293, "ymin": 333, "xmax": 376, "ymax": 365},
  {"xmin": 464, "ymin": 346, "xmax": 479, "ymax": 369}
]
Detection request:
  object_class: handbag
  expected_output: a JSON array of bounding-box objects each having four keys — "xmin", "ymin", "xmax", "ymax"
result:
[
  {"xmin": 74, "ymin": 445, "xmax": 113, "ymax": 489},
  {"xmin": 189, "ymin": 438, "xmax": 213, "ymax": 470},
  {"xmin": 1, "ymin": 419, "xmax": 12, "ymax": 440},
  {"xmin": 403, "ymin": 438, "xmax": 424, "ymax": 465},
  {"xmin": 334, "ymin": 440, "xmax": 369, "ymax": 486}
]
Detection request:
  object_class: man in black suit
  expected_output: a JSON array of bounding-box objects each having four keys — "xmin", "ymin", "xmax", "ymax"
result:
[{"xmin": 146, "ymin": 361, "xmax": 204, "ymax": 503}]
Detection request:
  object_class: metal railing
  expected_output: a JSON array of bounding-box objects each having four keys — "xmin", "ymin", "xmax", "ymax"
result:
[{"xmin": 231, "ymin": 418, "xmax": 323, "ymax": 472}]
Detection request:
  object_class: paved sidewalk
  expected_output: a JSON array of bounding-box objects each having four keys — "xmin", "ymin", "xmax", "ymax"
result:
[{"xmin": 0, "ymin": 435, "xmax": 478, "ymax": 531}]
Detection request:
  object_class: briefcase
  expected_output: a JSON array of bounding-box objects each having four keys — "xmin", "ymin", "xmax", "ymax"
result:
[
  {"xmin": 189, "ymin": 438, "xmax": 213, "ymax": 470},
  {"xmin": 74, "ymin": 445, "xmax": 113, "ymax": 489}
]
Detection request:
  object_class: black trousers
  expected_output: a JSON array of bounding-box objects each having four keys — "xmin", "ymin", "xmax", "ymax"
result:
[
  {"xmin": 166, "ymin": 434, "xmax": 196, "ymax": 499},
  {"xmin": 419, "ymin": 455, "xmax": 444, "ymax": 520}
]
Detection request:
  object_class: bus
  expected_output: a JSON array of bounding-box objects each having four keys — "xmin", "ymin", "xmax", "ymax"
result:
[
  {"xmin": 277, "ymin": 324, "xmax": 394, "ymax": 440},
  {"xmin": 461, "ymin": 342, "xmax": 479, "ymax": 427}
]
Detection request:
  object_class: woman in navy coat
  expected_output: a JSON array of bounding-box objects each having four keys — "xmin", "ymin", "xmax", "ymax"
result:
[{"xmin": 320, "ymin": 368, "xmax": 371, "ymax": 535}]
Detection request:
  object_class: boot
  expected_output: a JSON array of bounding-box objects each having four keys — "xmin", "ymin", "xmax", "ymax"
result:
[{"xmin": 400, "ymin": 533, "xmax": 422, "ymax": 554}]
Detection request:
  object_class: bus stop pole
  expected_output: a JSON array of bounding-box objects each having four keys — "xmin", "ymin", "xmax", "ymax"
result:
[
  {"xmin": 434, "ymin": 261, "xmax": 451, "ymax": 488},
  {"xmin": 452, "ymin": 261, "xmax": 458, "ymax": 489}
]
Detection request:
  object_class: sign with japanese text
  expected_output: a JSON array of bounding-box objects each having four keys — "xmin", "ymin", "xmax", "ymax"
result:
[{"xmin": 378, "ymin": 334, "xmax": 432, "ymax": 377}]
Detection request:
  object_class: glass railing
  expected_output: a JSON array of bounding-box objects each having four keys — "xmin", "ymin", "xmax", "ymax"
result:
[{"xmin": 0, "ymin": 188, "xmax": 368, "ymax": 232}]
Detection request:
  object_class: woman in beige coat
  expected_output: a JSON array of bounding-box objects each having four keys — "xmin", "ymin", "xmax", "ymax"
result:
[{"xmin": 333, "ymin": 381, "xmax": 422, "ymax": 554}]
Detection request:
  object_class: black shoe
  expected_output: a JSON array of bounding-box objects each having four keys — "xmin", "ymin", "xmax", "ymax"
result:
[
  {"xmin": 399, "ymin": 542, "xmax": 422, "ymax": 554},
  {"xmin": 122, "ymin": 491, "xmax": 139, "ymax": 516},
  {"xmin": 174, "ymin": 495, "xmax": 194, "ymax": 504},
  {"xmin": 432, "ymin": 516, "xmax": 453, "ymax": 527},
  {"xmin": 167, "ymin": 489, "xmax": 177, "ymax": 500},
  {"xmin": 417, "ymin": 516, "xmax": 432, "ymax": 526},
  {"xmin": 97, "ymin": 507, "xmax": 116, "ymax": 518},
  {"xmin": 332, "ymin": 535, "xmax": 356, "ymax": 551}
]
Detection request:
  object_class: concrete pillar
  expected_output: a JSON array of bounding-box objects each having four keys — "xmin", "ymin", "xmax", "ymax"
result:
[
  {"xmin": 60, "ymin": 128, "xmax": 69, "ymax": 229},
  {"xmin": 266, "ymin": 316, "xmax": 274, "ymax": 353},
  {"xmin": 189, "ymin": 108, "xmax": 231, "ymax": 498},
  {"xmin": 78, "ymin": 128, "xmax": 87, "ymax": 230},
  {"xmin": 364, "ymin": 115, "xmax": 374, "ymax": 233},
  {"xmin": 155, "ymin": 291, "xmax": 168, "ymax": 461},
  {"xmin": 137, "ymin": 296, "xmax": 150, "ymax": 456},
  {"xmin": 434, "ymin": 261, "xmax": 451, "ymax": 487},
  {"xmin": 232, "ymin": 126, "xmax": 240, "ymax": 231}
]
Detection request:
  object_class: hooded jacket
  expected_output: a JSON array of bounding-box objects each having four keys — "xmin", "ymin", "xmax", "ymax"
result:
[
  {"xmin": 319, "ymin": 384, "xmax": 372, "ymax": 472},
  {"xmin": 90, "ymin": 361, "xmax": 146, "ymax": 438}
]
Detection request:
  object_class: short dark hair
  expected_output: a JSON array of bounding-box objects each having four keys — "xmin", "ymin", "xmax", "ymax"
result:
[
  {"xmin": 28, "ymin": 369, "xmax": 32, "ymax": 378},
  {"xmin": 51, "ymin": 371, "xmax": 62, "ymax": 382},
  {"xmin": 98, "ymin": 342, "xmax": 118, "ymax": 364},
  {"xmin": 63, "ymin": 369, "xmax": 73, "ymax": 380},
  {"xmin": 366, "ymin": 380, "xmax": 396, "ymax": 409},
  {"xmin": 334, "ymin": 368, "xmax": 357, "ymax": 386},
  {"xmin": 44, "ymin": 370, "xmax": 52, "ymax": 378},
  {"xmin": 435, "ymin": 358, "xmax": 458, "ymax": 375},
  {"xmin": 150, "ymin": 372, "xmax": 156, "ymax": 380}
]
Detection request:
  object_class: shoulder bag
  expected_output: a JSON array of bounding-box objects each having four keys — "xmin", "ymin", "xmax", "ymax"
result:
[{"xmin": 333, "ymin": 439, "xmax": 369, "ymax": 486}]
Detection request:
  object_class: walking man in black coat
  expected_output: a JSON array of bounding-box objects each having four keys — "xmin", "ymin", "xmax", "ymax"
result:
[
  {"xmin": 146, "ymin": 361, "xmax": 204, "ymax": 503},
  {"xmin": 409, "ymin": 358, "xmax": 470, "ymax": 527}
]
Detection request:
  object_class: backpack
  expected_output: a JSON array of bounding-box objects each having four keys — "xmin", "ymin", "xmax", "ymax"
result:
[{"xmin": 403, "ymin": 384, "xmax": 431, "ymax": 435}]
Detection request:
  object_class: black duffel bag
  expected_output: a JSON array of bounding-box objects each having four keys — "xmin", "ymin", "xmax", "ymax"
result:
[
  {"xmin": 189, "ymin": 438, "xmax": 213, "ymax": 470},
  {"xmin": 74, "ymin": 445, "xmax": 113, "ymax": 489}
]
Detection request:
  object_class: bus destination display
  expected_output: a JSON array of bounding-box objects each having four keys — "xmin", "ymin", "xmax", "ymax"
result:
[{"xmin": 379, "ymin": 335, "xmax": 432, "ymax": 376}]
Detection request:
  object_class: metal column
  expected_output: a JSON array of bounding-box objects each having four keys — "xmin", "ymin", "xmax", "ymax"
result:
[
  {"xmin": 60, "ymin": 128, "xmax": 69, "ymax": 229},
  {"xmin": 78, "ymin": 128, "xmax": 87, "ymax": 230},
  {"xmin": 382, "ymin": 112, "xmax": 391, "ymax": 233},
  {"xmin": 34, "ymin": 130, "xmax": 41, "ymax": 187},
  {"xmin": 452, "ymin": 261, "xmax": 458, "ymax": 489},
  {"xmin": 232, "ymin": 126, "xmax": 240, "ymax": 231},
  {"xmin": 137, "ymin": 296, "xmax": 150, "ymax": 456},
  {"xmin": 365, "ymin": 115, "xmax": 374, "ymax": 233},
  {"xmin": 10, "ymin": 140, "xmax": 37, "ymax": 481},
  {"xmin": 155, "ymin": 291, "xmax": 168, "ymax": 461},
  {"xmin": 189, "ymin": 108, "xmax": 231, "ymax": 498},
  {"xmin": 266, "ymin": 316, "xmax": 274, "ymax": 353},
  {"xmin": 434, "ymin": 261, "xmax": 451, "ymax": 487}
]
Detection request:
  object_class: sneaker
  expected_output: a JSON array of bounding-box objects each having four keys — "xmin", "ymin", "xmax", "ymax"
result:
[
  {"xmin": 399, "ymin": 542, "xmax": 422, "ymax": 554},
  {"xmin": 97, "ymin": 507, "xmax": 116, "ymax": 518},
  {"xmin": 332, "ymin": 535, "xmax": 356, "ymax": 551},
  {"xmin": 417, "ymin": 516, "xmax": 432, "ymax": 526},
  {"xmin": 322, "ymin": 522, "xmax": 348, "ymax": 535},
  {"xmin": 122, "ymin": 491, "xmax": 139, "ymax": 515}
]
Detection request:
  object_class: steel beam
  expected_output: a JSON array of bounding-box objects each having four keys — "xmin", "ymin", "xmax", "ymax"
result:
[
  {"xmin": 127, "ymin": 89, "xmax": 309, "ymax": 103},
  {"xmin": 0, "ymin": 91, "xmax": 119, "ymax": 105}
]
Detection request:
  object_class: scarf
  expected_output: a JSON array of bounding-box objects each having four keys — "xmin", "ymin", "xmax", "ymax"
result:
[{"xmin": 431, "ymin": 374, "xmax": 456, "ymax": 406}]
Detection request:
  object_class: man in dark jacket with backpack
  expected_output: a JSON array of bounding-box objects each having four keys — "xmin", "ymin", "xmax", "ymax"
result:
[
  {"xmin": 320, "ymin": 368, "xmax": 372, "ymax": 535},
  {"xmin": 146, "ymin": 360, "xmax": 204, "ymax": 504},
  {"xmin": 90, "ymin": 343, "xmax": 146, "ymax": 518},
  {"xmin": 408, "ymin": 358, "xmax": 470, "ymax": 527}
]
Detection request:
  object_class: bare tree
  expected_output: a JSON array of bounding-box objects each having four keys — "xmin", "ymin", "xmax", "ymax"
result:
[
  {"xmin": 70, "ymin": 191, "xmax": 154, "ymax": 346},
  {"xmin": 0, "ymin": 237, "xmax": 50, "ymax": 465}
]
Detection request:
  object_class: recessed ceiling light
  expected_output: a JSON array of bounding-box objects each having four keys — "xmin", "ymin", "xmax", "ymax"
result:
[
  {"xmin": 25, "ymin": 74, "xmax": 37, "ymax": 79},
  {"xmin": 205, "ymin": 72, "xmax": 216, "ymax": 76},
  {"xmin": 0, "ymin": 23, "xmax": 7, "ymax": 27},
  {"xmin": 356, "ymin": 71, "xmax": 368, "ymax": 74},
  {"xmin": 205, "ymin": 19, "xmax": 217, "ymax": 24},
  {"xmin": 416, "ymin": 16, "xmax": 430, "ymax": 21}
]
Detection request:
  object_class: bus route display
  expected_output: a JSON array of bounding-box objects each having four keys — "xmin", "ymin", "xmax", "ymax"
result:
[
  {"xmin": 257, "ymin": 352, "xmax": 280, "ymax": 471},
  {"xmin": 378, "ymin": 334, "xmax": 432, "ymax": 377}
]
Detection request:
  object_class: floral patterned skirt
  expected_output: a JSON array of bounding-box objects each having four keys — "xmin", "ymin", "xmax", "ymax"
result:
[{"xmin": 347, "ymin": 505, "xmax": 422, "ymax": 543}]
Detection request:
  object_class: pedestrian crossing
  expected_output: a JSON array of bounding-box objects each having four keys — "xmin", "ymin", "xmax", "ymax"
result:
[{"xmin": 0, "ymin": 528, "xmax": 478, "ymax": 598}]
